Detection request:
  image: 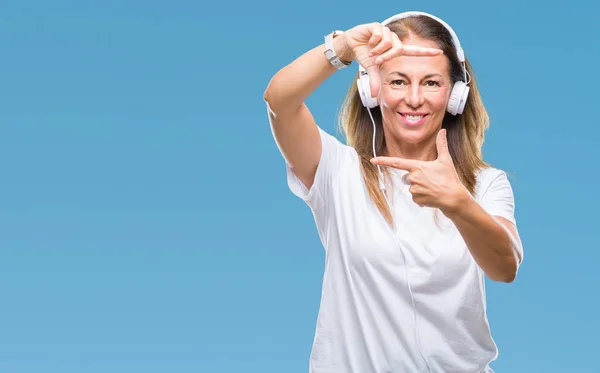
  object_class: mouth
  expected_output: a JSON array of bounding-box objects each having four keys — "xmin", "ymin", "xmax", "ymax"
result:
[{"xmin": 398, "ymin": 112, "xmax": 428, "ymax": 126}]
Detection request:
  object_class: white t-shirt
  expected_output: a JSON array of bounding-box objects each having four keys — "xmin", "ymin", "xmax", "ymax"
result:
[{"xmin": 285, "ymin": 127, "xmax": 522, "ymax": 373}]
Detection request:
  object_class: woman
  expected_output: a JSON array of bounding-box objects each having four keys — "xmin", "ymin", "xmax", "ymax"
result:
[{"xmin": 263, "ymin": 11, "xmax": 524, "ymax": 373}]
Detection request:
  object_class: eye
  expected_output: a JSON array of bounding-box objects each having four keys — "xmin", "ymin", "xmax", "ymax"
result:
[
  {"xmin": 391, "ymin": 79, "xmax": 407, "ymax": 87},
  {"xmin": 424, "ymin": 80, "xmax": 441, "ymax": 87}
]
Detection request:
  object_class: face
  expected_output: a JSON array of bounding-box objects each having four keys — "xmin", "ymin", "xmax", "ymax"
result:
[{"xmin": 378, "ymin": 36, "xmax": 452, "ymax": 146}]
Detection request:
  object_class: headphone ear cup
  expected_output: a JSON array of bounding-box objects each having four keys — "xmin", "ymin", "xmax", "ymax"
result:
[
  {"xmin": 356, "ymin": 72, "xmax": 378, "ymax": 108},
  {"xmin": 457, "ymin": 84, "xmax": 470, "ymax": 115},
  {"xmin": 447, "ymin": 81, "xmax": 470, "ymax": 115}
]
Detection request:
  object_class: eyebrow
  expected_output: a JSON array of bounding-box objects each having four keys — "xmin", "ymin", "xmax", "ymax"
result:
[{"xmin": 389, "ymin": 71, "xmax": 443, "ymax": 80}]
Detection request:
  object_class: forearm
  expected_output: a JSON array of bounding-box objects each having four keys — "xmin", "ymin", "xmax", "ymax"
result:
[
  {"xmin": 442, "ymin": 192, "xmax": 520, "ymax": 283},
  {"xmin": 263, "ymin": 34, "xmax": 351, "ymax": 115}
]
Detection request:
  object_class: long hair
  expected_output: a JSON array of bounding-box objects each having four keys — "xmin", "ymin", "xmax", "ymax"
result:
[{"xmin": 337, "ymin": 15, "xmax": 490, "ymax": 225}]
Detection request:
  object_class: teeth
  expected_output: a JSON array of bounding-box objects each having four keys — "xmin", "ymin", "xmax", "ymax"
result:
[{"xmin": 405, "ymin": 115, "xmax": 423, "ymax": 121}]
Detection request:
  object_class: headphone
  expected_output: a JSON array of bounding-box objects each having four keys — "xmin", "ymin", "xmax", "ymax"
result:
[{"xmin": 356, "ymin": 11, "xmax": 470, "ymax": 116}]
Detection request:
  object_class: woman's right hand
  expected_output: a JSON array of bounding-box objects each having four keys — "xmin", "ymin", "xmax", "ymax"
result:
[{"xmin": 334, "ymin": 23, "xmax": 443, "ymax": 99}]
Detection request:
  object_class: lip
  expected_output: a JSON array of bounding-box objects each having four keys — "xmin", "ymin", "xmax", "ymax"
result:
[{"xmin": 398, "ymin": 112, "xmax": 429, "ymax": 126}]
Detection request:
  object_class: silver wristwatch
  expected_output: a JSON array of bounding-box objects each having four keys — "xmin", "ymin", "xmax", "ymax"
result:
[{"xmin": 324, "ymin": 30, "xmax": 351, "ymax": 70}]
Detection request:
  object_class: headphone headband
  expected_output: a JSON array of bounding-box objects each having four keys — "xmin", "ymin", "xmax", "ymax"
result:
[
  {"xmin": 380, "ymin": 11, "xmax": 464, "ymax": 64},
  {"xmin": 358, "ymin": 11, "xmax": 467, "ymax": 82}
]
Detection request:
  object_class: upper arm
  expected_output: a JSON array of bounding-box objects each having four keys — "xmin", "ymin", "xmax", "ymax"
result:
[{"xmin": 265, "ymin": 101, "xmax": 321, "ymax": 190}]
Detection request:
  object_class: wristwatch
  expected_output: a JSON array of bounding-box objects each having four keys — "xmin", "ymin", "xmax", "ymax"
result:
[{"xmin": 324, "ymin": 30, "xmax": 351, "ymax": 70}]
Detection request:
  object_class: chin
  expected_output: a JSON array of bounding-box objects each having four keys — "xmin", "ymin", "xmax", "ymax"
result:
[
  {"xmin": 393, "ymin": 124, "xmax": 434, "ymax": 144},
  {"xmin": 398, "ymin": 131, "xmax": 428, "ymax": 144}
]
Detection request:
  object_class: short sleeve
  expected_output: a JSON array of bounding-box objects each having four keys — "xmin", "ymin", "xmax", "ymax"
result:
[
  {"xmin": 476, "ymin": 167, "xmax": 524, "ymax": 265},
  {"xmin": 285, "ymin": 127, "xmax": 344, "ymax": 212},
  {"xmin": 476, "ymin": 168, "xmax": 517, "ymax": 227}
]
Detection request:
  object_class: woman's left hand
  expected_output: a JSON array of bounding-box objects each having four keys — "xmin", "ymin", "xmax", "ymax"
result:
[{"xmin": 370, "ymin": 129, "xmax": 470, "ymax": 213}]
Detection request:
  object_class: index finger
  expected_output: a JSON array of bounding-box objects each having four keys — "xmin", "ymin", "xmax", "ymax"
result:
[
  {"xmin": 401, "ymin": 45, "xmax": 443, "ymax": 56},
  {"xmin": 370, "ymin": 156, "xmax": 423, "ymax": 171}
]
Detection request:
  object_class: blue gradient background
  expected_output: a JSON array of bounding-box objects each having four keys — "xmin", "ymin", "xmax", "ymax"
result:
[{"xmin": 1, "ymin": 1, "xmax": 598, "ymax": 372}]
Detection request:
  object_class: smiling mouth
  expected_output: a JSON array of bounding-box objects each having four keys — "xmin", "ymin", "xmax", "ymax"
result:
[{"xmin": 399, "ymin": 112, "xmax": 428, "ymax": 126}]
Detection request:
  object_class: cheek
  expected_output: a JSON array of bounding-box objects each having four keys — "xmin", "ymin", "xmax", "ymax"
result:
[
  {"xmin": 426, "ymin": 88, "xmax": 451, "ymax": 113},
  {"xmin": 379, "ymin": 88, "xmax": 404, "ymax": 109}
]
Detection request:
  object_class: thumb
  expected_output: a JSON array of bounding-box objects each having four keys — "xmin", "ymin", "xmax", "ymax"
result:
[
  {"xmin": 365, "ymin": 65, "xmax": 381, "ymax": 99},
  {"xmin": 436, "ymin": 129, "xmax": 451, "ymax": 162}
]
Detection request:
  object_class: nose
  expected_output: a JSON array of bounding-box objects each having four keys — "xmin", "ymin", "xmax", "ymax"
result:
[{"xmin": 405, "ymin": 84, "xmax": 424, "ymax": 109}]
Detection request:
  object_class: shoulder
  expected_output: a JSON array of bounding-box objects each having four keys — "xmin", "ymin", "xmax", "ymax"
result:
[
  {"xmin": 286, "ymin": 126, "xmax": 359, "ymax": 204},
  {"xmin": 475, "ymin": 165, "xmax": 508, "ymax": 180},
  {"xmin": 475, "ymin": 166, "xmax": 512, "ymax": 186},
  {"xmin": 318, "ymin": 127, "xmax": 354, "ymax": 150},
  {"xmin": 472, "ymin": 165, "xmax": 517, "ymax": 224},
  {"xmin": 317, "ymin": 126, "xmax": 359, "ymax": 165},
  {"xmin": 473, "ymin": 166, "xmax": 515, "ymax": 201}
]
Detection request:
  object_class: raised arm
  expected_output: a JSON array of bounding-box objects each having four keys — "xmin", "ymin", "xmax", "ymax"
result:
[{"xmin": 263, "ymin": 36, "xmax": 349, "ymax": 189}]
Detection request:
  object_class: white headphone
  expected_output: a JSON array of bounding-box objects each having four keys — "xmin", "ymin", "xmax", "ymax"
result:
[{"xmin": 356, "ymin": 11, "xmax": 470, "ymax": 116}]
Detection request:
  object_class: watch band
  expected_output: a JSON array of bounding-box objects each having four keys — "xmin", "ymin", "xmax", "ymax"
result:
[{"xmin": 324, "ymin": 30, "xmax": 351, "ymax": 70}]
